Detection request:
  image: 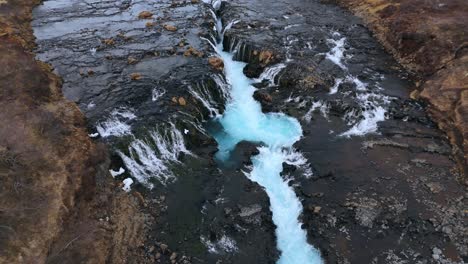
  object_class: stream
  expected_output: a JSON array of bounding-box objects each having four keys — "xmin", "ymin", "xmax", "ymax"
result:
[{"xmin": 206, "ymin": 3, "xmax": 322, "ymax": 262}]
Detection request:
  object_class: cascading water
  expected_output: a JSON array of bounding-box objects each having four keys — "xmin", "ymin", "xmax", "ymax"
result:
[
  {"xmin": 204, "ymin": 2, "xmax": 323, "ymax": 263},
  {"xmin": 322, "ymin": 32, "xmax": 391, "ymax": 137}
]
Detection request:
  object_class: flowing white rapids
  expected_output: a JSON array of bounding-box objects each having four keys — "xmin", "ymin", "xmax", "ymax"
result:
[
  {"xmin": 323, "ymin": 32, "xmax": 391, "ymax": 137},
  {"xmin": 205, "ymin": 3, "xmax": 323, "ymax": 263},
  {"xmin": 117, "ymin": 122, "xmax": 192, "ymax": 188},
  {"xmin": 96, "ymin": 108, "xmax": 136, "ymax": 137}
]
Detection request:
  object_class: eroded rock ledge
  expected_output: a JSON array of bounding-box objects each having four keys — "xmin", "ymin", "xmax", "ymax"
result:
[
  {"xmin": 0, "ymin": 1, "xmax": 146, "ymax": 263},
  {"xmin": 326, "ymin": 0, "xmax": 468, "ymax": 179}
]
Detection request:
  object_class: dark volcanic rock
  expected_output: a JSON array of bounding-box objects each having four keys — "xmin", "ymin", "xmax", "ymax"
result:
[
  {"xmin": 228, "ymin": 140, "xmax": 262, "ymax": 167},
  {"xmin": 332, "ymin": 0, "xmax": 468, "ymax": 179},
  {"xmin": 31, "ymin": 0, "xmax": 278, "ymax": 263},
  {"xmin": 243, "ymin": 61, "xmax": 263, "ymax": 78},
  {"xmin": 220, "ymin": 0, "xmax": 467, "ymax": 262},
  {"xmin": 253, "ymin": 90, "xmax": 274, "ymax": 112}
]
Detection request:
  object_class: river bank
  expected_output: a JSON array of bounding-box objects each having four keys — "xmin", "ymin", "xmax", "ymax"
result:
[
  {"xmin": 326, "ymin": 0, "xmax": 468, "ymax": 180},
  {"xmin": 0, "ymin": 1, "xmax": 147, "ymax": 263}
]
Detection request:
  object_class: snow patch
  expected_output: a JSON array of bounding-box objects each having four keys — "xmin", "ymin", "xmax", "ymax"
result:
[
  {"xmin": 110, "ymin": 167, "xmax": 125, "ymax": 177},
  {"xmin": 88, "ymin": 133, "xmax": 99, "ymax": 138},
  {"xmin": 122, "ymin": 178, "xmax": 133, "ymax": 192}
]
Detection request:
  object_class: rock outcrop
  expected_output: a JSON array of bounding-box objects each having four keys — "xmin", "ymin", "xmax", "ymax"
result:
[
  {"xmin": 328, "ymin": 0, "xmax": 468, "ymax": 179},
  {"xmin": 0, "ymin": 1, "xmax": 146, "ymax": 263},
  {"xmin": 208, "ymin": 56, "xmax": 225, "ymax": 71}
]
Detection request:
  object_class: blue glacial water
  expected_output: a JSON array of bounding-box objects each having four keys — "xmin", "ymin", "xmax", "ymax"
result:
[{"xmin": 210, "ymin": 42, "xmax": 323, "ymax": 264}]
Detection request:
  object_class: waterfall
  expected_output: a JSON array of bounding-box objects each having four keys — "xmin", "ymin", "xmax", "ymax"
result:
[
  {"xmin": 204, "ymin": 2, "xmax": 323, "ymax": 263},
  {"xmin": 117, "ymin": 122, "xmax": 193, "ymax": 188}
]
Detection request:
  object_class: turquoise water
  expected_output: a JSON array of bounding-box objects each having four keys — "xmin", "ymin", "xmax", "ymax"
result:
[{"xmin": 211, "ymin": 42, "xmax": 323, "ymax": 264}]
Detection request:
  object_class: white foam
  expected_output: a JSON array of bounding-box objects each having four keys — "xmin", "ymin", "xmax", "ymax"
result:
[
  {"xmin": 325, "ymin": 36, "xmax": 347, "ymax": 70},
  {"xmin": 284, "ymin": 93, "xmax": 296, "ymax": 103},
  {"xmin": 303, "ymin": 100, "xmax": 329, "ymax": 123},
  {"xmin": 152, "ymin": 124, "xmax": 191, "ymax": 161},
  {"xmin": 255, "ymin": 63, "xmax": 286, "ymax": 86},
  {"xmin": 284, "ymin": 94, "xmax": 302, "ymax": 104},
  {"xmin": 87, "ymin": 102, "xmax": 96, "ymax": 109},
  {"xmin": 152, "ymin": 88, "xmax": 166, "ymax": 101},
  {"xmin": 214, "ymin": 197, "xmax": 228, "ymax": 204},
  {"xmin": 343, "ymin": 108, "xmax": 358, "ymax": 126},
  {"xmin": 283, "ymin": 149, "xmax": 314, "ymax": 179},
  {"xmin": 285, "ymin": 35, "xmax": 299, "ymax": 62},
  {"xmin": 329, "ymin": 78, "xmax": 343, "ymax": 94},
  {"xmin": 329, "ymin": 72, "xmax": 393, "ymax": 137},
  {"xmin": 201, "ymin": 235, "xmax": 238, "ymax": 254},
  {"xmin": 340, "ymin": 106, "xmax": 386, "ymax": 137},
  {"xmin": 118, "ymin": 123, "xmax": 192, "ymax": 188},
  {"xmin": 247, "ymin": 148, "xmax": 322, "ymax": 263},
  {"xmin": 340, "ymin": 92, "xmax": 390, "ymax": 137},
  {"xmin": 96, "ymin": 108, "xmax": 136, "ymax": 137},
  {"xmin": 118, "ymin": 139, "xmax": 166, "ymax": 189},
  {"xmin": 345, "ymin": 75, "xmax": 367, "ymax": 91},
  {"xmin": 297, "ymin": 98, "xmax": 308, "ymax": 108},
  {"xmin": 217, "ymin": 235, "xmax": 238, "ymax": 252}
]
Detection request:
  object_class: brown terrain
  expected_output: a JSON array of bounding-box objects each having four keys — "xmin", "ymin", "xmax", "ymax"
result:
[
  {"xmin": 0, "ymin": 1, "xmax": 147, "ymax": 263},
  {"xmin": 328, "ymin": 0, "xmax": 468, "ymax": 179}
]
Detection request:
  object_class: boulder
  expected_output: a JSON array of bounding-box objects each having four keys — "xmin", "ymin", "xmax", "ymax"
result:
[
  {"xmin": 130, "ymin": 73, "xmax": 142, "ymax": 80},
  {"xmin": 253, "ymin": 90, "xmax": 272, "ymax": 103},
  {"xmin": 138, "ymin": 11, "xmax": 153, "ymax": 19},
  {"xmin": 163, "ymin": 24, "xmax": 177, "ymax": 31},
  {"xmin": 208, "ymin": 57, "xmax": 224, "ymax": 71},
  {"xmin": 178, "ymin": 97, "xmax": 187, "ymax": 106}
]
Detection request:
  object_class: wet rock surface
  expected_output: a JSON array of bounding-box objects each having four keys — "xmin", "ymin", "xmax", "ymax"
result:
[
  {"xmin": 221, "ymin": 0, "xmax": 467, "ymax": 263},
  {"xmin": 32, "ymin": 0, "xmax": 278, "ymax": 263},
  {"xmin": 328, "ymin": 0, "xmax": 468, "ymax": 179}
]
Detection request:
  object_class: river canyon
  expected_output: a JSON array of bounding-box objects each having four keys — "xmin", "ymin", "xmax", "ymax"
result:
[{"xmin": 0, "ymin": 0, "xmax": 466, "ymax": 263}]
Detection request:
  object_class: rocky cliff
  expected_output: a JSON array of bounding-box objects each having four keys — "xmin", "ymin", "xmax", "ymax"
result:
[
  {"xmin": 0, "ymin": 1, "xmax": 146, "ymax": 263},
  {"xmin": 328, "ymin": 0, "xmax": 468, "ymax": 179}
]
